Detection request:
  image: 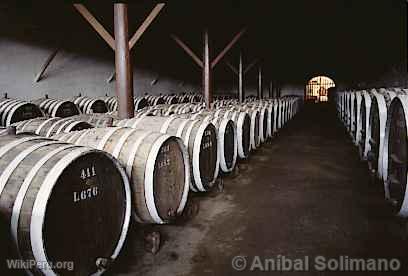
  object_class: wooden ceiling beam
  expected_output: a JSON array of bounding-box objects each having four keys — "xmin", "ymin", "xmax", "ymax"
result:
[
  {"xmin": 73, "ymin": 4, "xmax": 115, "ymax": 50},
  {"xmin": 171, "ymin": 34, "xmax": 204, "ymax": 68},
  {"xmin": 211, "ymin": 28, "xmax": 247, "ymax": 69},
  {"xmin": 129, "ymin": 3, "xmax": 165, "ymax": 50},
  {"xmin": 244, "ymin": 58, "xmax": 259, "ymax": 75},
  {"xmin": 34, "ymin": 48, "xmax": 60, "ymax": 83},
  {"xmin": 225, "ymin": 61, "xmax": 239, "ymax": 76}
]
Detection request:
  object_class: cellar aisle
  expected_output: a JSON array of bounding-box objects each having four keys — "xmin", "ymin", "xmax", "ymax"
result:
[{"xmin": 110, "ymin": 104, "xmax": 408, "ymax": 276}]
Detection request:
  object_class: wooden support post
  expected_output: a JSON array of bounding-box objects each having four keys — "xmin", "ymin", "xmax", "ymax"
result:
[
  {"xmin": 239, "ymin": 52, "xmax": 244, "ymax": 103},
  {"xmin": 203, "ymin": 30, "xmax": 212, "ymax": 108},
  {"xmin": 108, "ymin": 3, "xmax": 166, "ymax": 82},
  {"xmin": 34, "ymin": 48, "xmax": 60, "ymax": 83},
  {"xmin": 258, "ymin": 65, "xmax": 263, "ymax": 99},
  {"xmin": 114, "ymin": 3, "xmax": 134, "ymax": 119}
]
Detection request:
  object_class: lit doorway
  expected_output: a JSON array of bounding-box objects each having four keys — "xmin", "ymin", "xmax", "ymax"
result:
[{"xmin": 305, "ymin": 76, "xmax": 335, "ymax": 103}]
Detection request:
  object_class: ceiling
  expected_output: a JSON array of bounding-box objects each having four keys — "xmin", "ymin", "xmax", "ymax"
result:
[{"xmin": 0, "ymin": 0, "xmax": 406, "ymax": 87}]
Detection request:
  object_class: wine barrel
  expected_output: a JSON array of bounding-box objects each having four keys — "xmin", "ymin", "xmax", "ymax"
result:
[
  {"xmin": 245, "ymin": 109, "xmax": 260, "ymax": 150},
  {"xmin": 367, "ymin": 92, "xmax": 387, "ymax": 179},
  {"xmin": 32, "ymin": 97, "xmax": 80, "ymax": 118},
  {"xmin": 382, "ymin": 95, "xmax": 408, "ymax": 217},
  {"xmin": 0, "ymin": 98, "xmax": 43, "ymax": 127},
  {"xmin": 117, "ymin": 116, "xmax": 219, "ymax": 192},
  {"xmin": 102, "ymin": 96, "xmax": 118, "ymax": 112},
  {"xmin": 145, "ymin": 95, "xmax": 165, "ymax": 106},
  {"xmin": 70, "ymin": 114, "xmax": 119, "ymax": 128},
  {"xmin": 353, "ymin": 91, "xmax": 363, "ymax": 145},
  {"xmin": 178, "ymin": 94, "xmax": 190, "ymax": 103},
  {"xmin": 245, "ymin": 104, "xmax": 268, "ymax": 143},
  {"xmin": 347, "ymin": 92, "xmax": 355, "ymax": 137},
  {"xmin": 277, "ymin": 99, "xmax": 283, "ymax": 130},
  {"xmin": 213, "ymin": 109, "xmax": 251, "ymax": 159},
  {"xmin": 163, "ymin": 95, "xmax": 179, "ymax": 105},
  {"xmin": 358, "ymin": 91, "xmax": 372, "ymax": 160},
  {"xmin": 191, "ymin": 113, "xmax": 237, "ymax": 173},
  {"xmin": 11, "ymin": 117, "xmax": 93, "ymax": 138},
  {"xmin": 0, "ymin": 134, "xmax": 131, "ymax": 275},
  {"xmin": 273, "ymin": 100, "xmax": 279, "ymax": 135},
  {"xmin": 263, "ymin": 102, "xmax": 274, "ymax": 138},
  {"xmin": 103, "ymin": 96, "xmax": 149, "ymax": 112},
  {"xmin": 257, "ymin": 106, "xmax": 268, "ymax": 142},
  {"xmin": 72, "ymin": 96, "xmax": 109, "ymax": 114},
  {"xmin": 282, "ymin": 99, "xmax": 288, "ymax": 126},
  {"xmin": 133, "ymin": 97, "xmax": 150, "ymax": 111},
  {"xmin": 53, "ymin": 127, "xmax": 190, "ymax": 224}
]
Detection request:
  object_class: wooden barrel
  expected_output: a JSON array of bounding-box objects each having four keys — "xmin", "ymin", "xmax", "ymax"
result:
[
  {"xmin": 53, "ymin": 127, "xmax": 190, "ymax": 224},
  {"xmin": 102, "ymin": 96, "xmax": 149, "ymax": 112},
  {"xmin": 134, "ymin": 97, "xmax": 149, "ymax": 111},
  {"xmin": 214, "ymin": 109, "xmax": 251, "ymax": 159},
  {"xmin": 256, "ymin": 106, "xmax": 268, "ymax": 142},
  {"xmin": 353, "ymin": 91, "xmax": 363, "ymax": 145},
  {"xmin": 191, "ymin": 113, "xmax": 237, "ymax": 173},
  {"xmin": 11, "ymin": 117, "xmax": 93, "ymax": 138},
  {"xmin": 117, "ymin": 116, "xmax": 219, "ymax": 192},
  {"xmin": 163, "ymin": 95, "xmax": 179, "ymax": 105},
  {"xmin": 0, "ymin": 134, "xmax": 131, "ymax": 275},
  {"xmin": 382, "ymin": 95, "xmax": 408, "ymax": 217},
  {"xmin": 244, "ymin": 109, "xmax": 260, "ymax": 150},
  {"xmin": 367, "ymin": 92, "xmax": 387, "ymax": 179},
  {"xmin": 69, "ymin": 114, "xmax": 119, "ymax": 128},
  {"xmin": 102, "ymin": 96, "xmax": 118, "ymax": 112},
  {"xmin": 145, "ymin": 95, "xmax": 165, "ymax": 106},
  {"xmin": 72, "ymin": 96, "xmax": 109, "ymax": 114},
  {"xmin": 281, "ymin": 99, "xmax": 287, "ymax": 127},
  {"xmin": 32, "ymin": 97, "xmax": 80, "ymax": 118},
  {"xmin": 358, "ymin": 91, "xmax": 372, "ymax": 160},
  {"xmin": 244, "ymin": 104, "xmax": 268, "ymax": 143},
  {"xmin": 273, "ymin": 100, "xmax": 279, "ymax": 134},
  {"xmin": 0, "ymin": 98, "xmax": 44, "ymax": 127},
  {"xmin": 347, "ymin": 92, "xmax": 355, "ymax": 137},
  {"xmin": 264, "ymin": 102, "xmax": 274, "ymax": 138},
  {"xmin": 178, "ymin": 94, "xmax": 190, "ymax": 103}
]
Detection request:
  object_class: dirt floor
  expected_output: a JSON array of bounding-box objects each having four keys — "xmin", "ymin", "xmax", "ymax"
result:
[{"xmin": 109, "ymin": 103, "xmax": 408, "ymax": 276}]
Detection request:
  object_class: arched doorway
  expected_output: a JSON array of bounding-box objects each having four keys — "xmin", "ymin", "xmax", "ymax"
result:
[{"xmin": 305, "ymin": 76, "xmax": 335, "ymax": 103}]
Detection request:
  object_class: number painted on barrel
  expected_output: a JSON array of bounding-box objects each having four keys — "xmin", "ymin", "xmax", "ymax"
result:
[
  {"xmin": 73, "ymin": 186, "xmax": 99, "ymax": 203},
  {"xmin": 80, "ymin": 166, "xmax": 97, "ymax": 180},
  {"xmin": 158, "ymin": 156, "xmax": 171, "ymax": 168}
]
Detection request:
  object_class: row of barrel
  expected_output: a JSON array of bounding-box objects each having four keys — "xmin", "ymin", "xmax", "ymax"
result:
[
  {"xmin": 0, "ymin": 94, "xmax": 204, "ymax": 127},
  {"xmin": 0, "ymin": 96, "xmax": 301, "ymax": 275},
  {"xmin": 336, "ymin": 88, "xmax": 408, "ymax": 217}
]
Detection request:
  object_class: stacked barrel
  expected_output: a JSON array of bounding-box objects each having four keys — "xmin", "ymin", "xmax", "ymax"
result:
[
  {"xmin": 102, "ymin": 96, "xmax": 149, "ymax": 112},
  {"xmin": 336, "ymin": 88, "xmax": 408, "ymax": 217},
  {"xmin": 72, "ymin": 96, "xmax": 109, "ymax": 114},
  {"xmin": 0, "ymin": 93, "xmax": 302, "ymax": 275},
  {"xmin": 0, "ymin": 97, "xmax": 43, "ymax": 126},
  {"xmin": 32, "ymin": 96, "xmax": 81, "ymax": 118},
  {"xmin": 75, "ymin": 96, "xmax": 302, "ymax": 191},
  {"xmin": 0, "ymin": 131, "xmax": 131, "ymax": 275}
]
